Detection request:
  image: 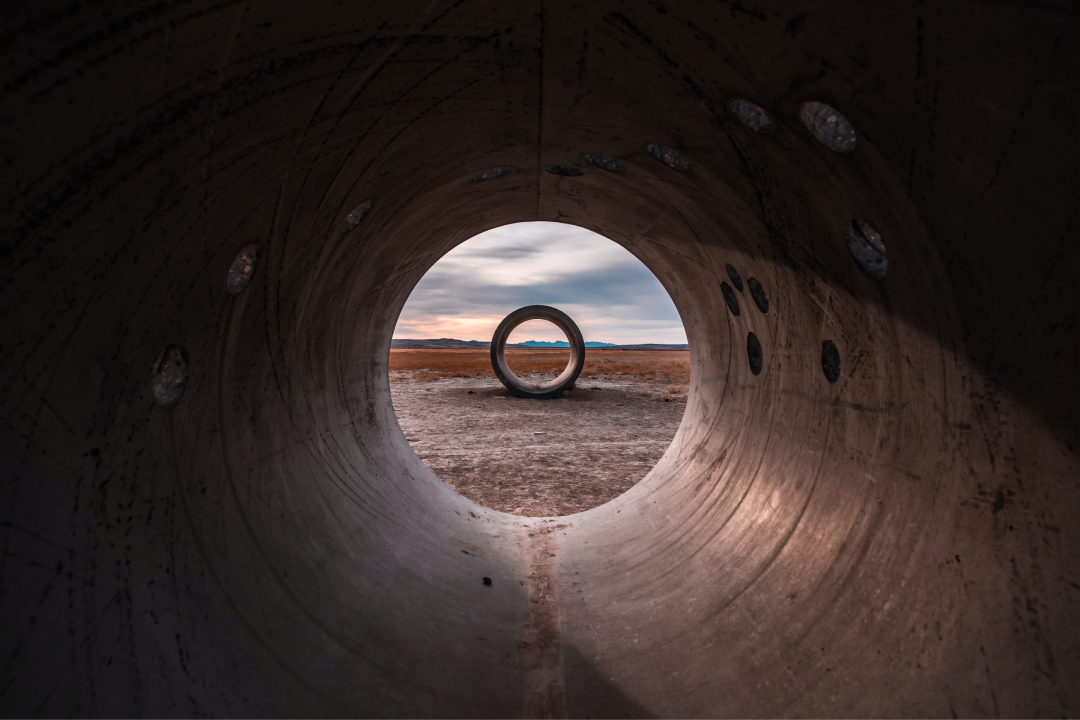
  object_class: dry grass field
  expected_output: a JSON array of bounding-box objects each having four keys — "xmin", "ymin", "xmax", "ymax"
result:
[
  {"xmin": 389, "ymin": 349, "xmax": 691, "ymax": 516},
  {"xmin": 389, "ymin": 348, "xmax": 691, "ymax": 396}
]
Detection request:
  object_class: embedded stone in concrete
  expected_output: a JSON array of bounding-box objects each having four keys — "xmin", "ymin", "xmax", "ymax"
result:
[
  {"xmin": 490, "ymin": 306, "xmax": 585, "ymax": 400},
  {"xmin": 721, "ymin": 281, "xmax": 740, "ymax": 316},
  {"xmin": 226, "ymin": 244, "xmax": 258, "ymax": 295},
  {"xmin": 747, "ymin": 332, "xmax": 763, "ymax": 375},
  {"xmin": 546, "ymin": 165, "xmax": 583, "ymax": 176},
  {"xmin": 728, "ymin": 98, "xmax": 776, "ymax": 134},
  {"xmin": 473, "ymin": 167, "xmax": 514, "ymax": 181},
  {"xmin": 822, "ymin": 340, "xmax": 841, "ymax": 383},
  {"xmin": 845, "ymin": 219, "xmax": 888, "ymax": 280},
  {"xmin": 151, "ymin": 345, "xmax": 189, "ymax": 408},
  {"xmin": 646, "ymin": 144, "xmax": 691, "ymax": 171},
  {"xmin": 725, "ymin": 263, "xmax": 744, "ymax": 291},
  {"xmin": 748, "ymin": 277, "xmax": 769, "ymax": 313},
  {"xmin": 341, "ymin": 200, "xmax": 372, "ymax": 232},
  {"xmin": 582, "ymin": 154, "xmax": 624, "ymax": 171},
  {"xmin": 800, "ymin": 101, "xmax": 857, "ymax": 153}
]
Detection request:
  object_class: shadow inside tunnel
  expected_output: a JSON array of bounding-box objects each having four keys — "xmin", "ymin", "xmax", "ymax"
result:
[{"xmin": 562, "ymin": 643, "xmax": 654, "ymax": 719}]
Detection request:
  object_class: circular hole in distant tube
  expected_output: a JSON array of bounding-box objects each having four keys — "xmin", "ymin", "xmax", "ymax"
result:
[
  {"xmin": 582, "ymin": 154, "xmax": 624, "ymax": 172},
  {"xmin": 646, "ymin": 144, "xmax": 691, "ymax": 171},
  {"xmin": 721, "ymin": 282, "xmax": 740, "ymax": 316},
  {"xmin": 545, "ymin": 165, "xmax": 584, "ymax": 177},
  {"xmin": 844, "ymin": 219, "xmax": 888, "ymax": 280},
  {"xmin": 800, "ymin": 101, "xmax": 857, "ymax": 153},
  {"xmin": 725, "ymin": 263, "xmax": 744, "ymax": 291},
  {"xmin": 502, "ymin": 318, "xmax": 573, "ymax": 385},
  {"xmin": 728, "ymin": 98, "xmax": 776, "ymax": 134},
  {"xmin": 226, "ymin": 244, "xmax": 258, "ymax": 295},
  {"xmin": 152, "ymin": 344, "xmax": 189, "ymax": 408},
  {"xmin": 821, "ymin": 340, "xmax": 841, "ymax": 383},
  {"xmin": 747, "ymin": 277, "xmax": 769, "ymax": 313},
  {"xmin": 746, "ymin": 332, "xmax": 763, "ymax": 376}
]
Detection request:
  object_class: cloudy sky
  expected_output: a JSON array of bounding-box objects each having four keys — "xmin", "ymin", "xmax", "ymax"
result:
[{"xmin": 394, "ymin": 222, "xmax": 687, "ymax": 345}]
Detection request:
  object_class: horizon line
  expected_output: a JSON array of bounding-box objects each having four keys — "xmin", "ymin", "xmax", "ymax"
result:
[{"xmin": 392, "ymin": 336, "xmax": 688, "ymax": 345}]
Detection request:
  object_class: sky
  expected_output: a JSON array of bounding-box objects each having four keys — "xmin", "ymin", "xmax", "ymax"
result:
[{"xmin": 393, "ymin": 222, "xmax": 687, "ymax": 345}]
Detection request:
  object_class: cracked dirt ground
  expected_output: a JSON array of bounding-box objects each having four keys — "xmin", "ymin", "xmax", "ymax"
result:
[{"xmin": 390, "ymin": 375, "xmax": 687, "ymax": 516}]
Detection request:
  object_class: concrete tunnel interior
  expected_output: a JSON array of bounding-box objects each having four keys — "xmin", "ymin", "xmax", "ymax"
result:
[{"xmin": 1, "ymin": 1, "xmax": 1077, "ymax": 717}]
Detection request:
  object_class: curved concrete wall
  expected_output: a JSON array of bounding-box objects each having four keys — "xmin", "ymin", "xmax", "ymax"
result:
[{"xmin": 1, "ymin": 1, "xmax": 1076, "ymax": 716}]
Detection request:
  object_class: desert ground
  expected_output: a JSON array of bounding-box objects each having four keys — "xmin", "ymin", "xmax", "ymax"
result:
[{"xmin": 389, "ymin": 348, "xmax": 690, "ymax": 516}]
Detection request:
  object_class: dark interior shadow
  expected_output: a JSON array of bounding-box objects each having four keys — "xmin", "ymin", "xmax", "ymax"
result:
[{"xmin": 563, "ymin": 642, "xmax": 655, "ymax": 719}]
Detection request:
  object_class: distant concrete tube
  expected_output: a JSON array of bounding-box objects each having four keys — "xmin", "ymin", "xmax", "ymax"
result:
[{"xmin": 490, "ymin": 305, "xmax": 585, "ymax": 399}]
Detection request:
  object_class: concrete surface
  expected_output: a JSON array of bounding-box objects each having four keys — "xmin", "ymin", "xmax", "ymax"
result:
[
  {"xmin": 0, "ymin": 0, "xmax": 1076, "ymax": 716},
  {"xmin": 491, "ymin": 306, "xmax": 585, "ymax": 399}
]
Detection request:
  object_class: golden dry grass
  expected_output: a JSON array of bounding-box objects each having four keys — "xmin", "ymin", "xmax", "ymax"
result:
[{"xmin": 388, "ymin": 348, "xmax": 691, "ymax": 386}]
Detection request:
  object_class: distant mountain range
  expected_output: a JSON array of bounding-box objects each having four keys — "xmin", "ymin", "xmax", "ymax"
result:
[
  {"xmin": 519, "ymin": 340, "xmax": 615, "ymax": 348},
  {"xmin": 391, "ymin": 338, "xmax": 688, "ymax": 350}
]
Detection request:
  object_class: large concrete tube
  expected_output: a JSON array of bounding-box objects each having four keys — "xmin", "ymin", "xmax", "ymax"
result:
[
  {"xmin": 0, "ymin": 1, "xmax": 1076, "ymax": 717},
  {"xmin": 491, "ymin": 305, "xmax": 585, "ymax": 399}
]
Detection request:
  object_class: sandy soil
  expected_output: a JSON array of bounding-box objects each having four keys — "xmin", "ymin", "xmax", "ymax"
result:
[{"xmin": 390, "ymin": 373, "xmax": 687, "ymax": 517}]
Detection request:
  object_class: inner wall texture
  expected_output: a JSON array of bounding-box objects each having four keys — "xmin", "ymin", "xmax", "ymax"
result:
[{"xmin": 0, "ymin": 2, "xmax": 1076, "ymax": 717}]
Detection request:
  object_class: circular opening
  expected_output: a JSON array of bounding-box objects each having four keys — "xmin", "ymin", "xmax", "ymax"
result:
[
  {"xmin": 728, "ymin": 98, "xmax": 776, "ymax": 134},
  {"xmin": 725, "ymin": 263, "xmax": 744, "ymax": 291},
  {"xmin": 845, "ymin": 219, "xmax": 888, "ymax": 280},
  {"xmin": 389, "ymin": 221, "xmax": 688, "ymax": 516},
  {"xmin": 800, "ymin": 101, "xmax": 856, "ymax": 153},
  {"xmin": 747, "ymin": 277, "xmax": 769, "ymax": 313},
  {"xmin": 721, "ymin": 281, "xmax": 741, "ymax": 316},
  {"xmin": 746, "ymin": 332, "xmax": 763, "ymax": 376},
  {"xmin": 822, "ymin": 339, "xmax": 841, "ymax": 383},
  {"xmin": 152, "ymin": 344, "xmax": 188, "ymax": 408},
  {"xmin": 545, "ymin": 165, "xmax": 584, "ymax": 176},
  {"xmin": 582, "ymin": 154, "xmax": 624, "ymax": 171},
  {"xmin": 226, "ymin": 244, "xmax": 258, "ymax": 295},
  {"xmin": 503, "ymin": 318, "xmax": 573, "ymax": 383},
  {"xmin": 646, "ymin": 143, "xmax": 691, "ymax": 171}
]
